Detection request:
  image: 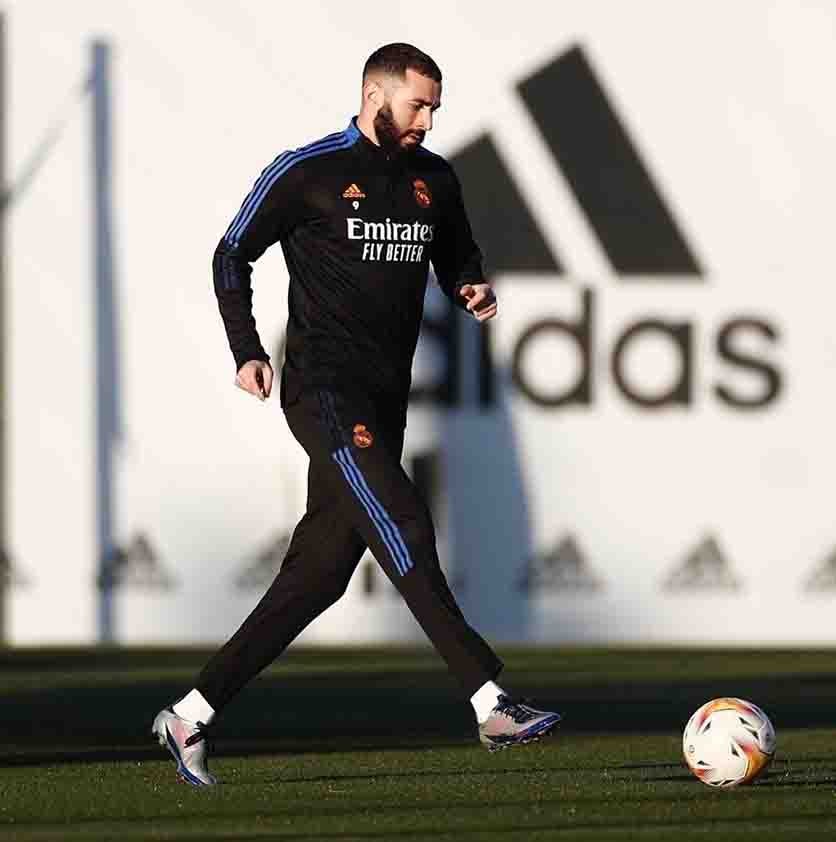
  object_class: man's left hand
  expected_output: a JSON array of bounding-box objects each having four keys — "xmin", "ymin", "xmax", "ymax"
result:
[{"xmin": 459, "ymin": 283, "xmax": 498, "ymax": 322}]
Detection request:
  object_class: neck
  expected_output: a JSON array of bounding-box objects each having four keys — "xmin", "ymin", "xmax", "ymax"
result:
[{"xmin": 356, "ymin": 111, "xmax": 381, "ymax": 146}]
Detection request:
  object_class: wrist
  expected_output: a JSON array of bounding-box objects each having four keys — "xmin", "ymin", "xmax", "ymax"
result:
[{"xmin": 234, "ymin": 350, "xmax": 271, "ymax": 372}]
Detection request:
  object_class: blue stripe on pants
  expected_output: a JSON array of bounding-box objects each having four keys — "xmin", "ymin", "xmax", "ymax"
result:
[{"xmin": 332, "ymin": 446, "xmax": 414, "ymax": 576}]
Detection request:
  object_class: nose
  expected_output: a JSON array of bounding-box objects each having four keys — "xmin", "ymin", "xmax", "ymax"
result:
[{"xmin": 418, "ymin": 107, "xmax": 432, "ymax": 132}]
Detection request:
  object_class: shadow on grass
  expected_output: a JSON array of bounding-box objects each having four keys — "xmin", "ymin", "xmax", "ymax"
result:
[
  {"xmin": 3, "ymin": 649, "xmax": 836, "ymax": 768},
  {"xmin": 631, "ymin": 758, "xmax": 836, "ymax": 788},
  {"xmin": 246, "ymin": 763, "xmax": 566, "ymax": 787},
  {"xmin": 258, "ymin": 812, "xmax": 836, "ymax": 840}
]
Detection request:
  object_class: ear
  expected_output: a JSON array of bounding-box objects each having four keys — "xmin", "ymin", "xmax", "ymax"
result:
[{"xmin": 363, "ymin": 78, "xmax": 384, "ymax": 108}]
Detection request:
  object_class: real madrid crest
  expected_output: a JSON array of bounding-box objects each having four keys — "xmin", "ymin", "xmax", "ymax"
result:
[
  {"xmin": 352, "ymin": 424, "xmax": 373, "ymax": 448},
  {"xmin": 413, "ymin": 179, "xmax": 432, "ymax": 208}
]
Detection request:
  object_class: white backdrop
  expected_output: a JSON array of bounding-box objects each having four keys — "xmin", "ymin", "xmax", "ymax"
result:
[{"xmin": 7, "ymin": 0, "xmax": 836, "ymax": 643}]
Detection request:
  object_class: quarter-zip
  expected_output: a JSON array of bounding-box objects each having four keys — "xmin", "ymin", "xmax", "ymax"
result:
[
  {"xmin": 385, "ymin": 153, "xmax": 411, "ymax": 215},
  {"xmin": 352, "ymin": 121, "xmax": 402, "ymax": 213},
  {"xmin": 386, "ymin": 171, "xmax": 396, "ymax": 210},
  {"xmin": 385, "ymin": 160, "xmax": 398, "ymax": 212}
]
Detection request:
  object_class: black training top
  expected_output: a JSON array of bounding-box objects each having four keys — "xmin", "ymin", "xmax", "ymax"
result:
[{"xmin": 212, "ymin": 118, "xmax": 483, "ymax": 410}]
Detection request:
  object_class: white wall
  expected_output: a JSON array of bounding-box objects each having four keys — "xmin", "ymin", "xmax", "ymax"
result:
[{"xmin": 6, "ymin": 1, "xmax": 836, "ymax": 643}]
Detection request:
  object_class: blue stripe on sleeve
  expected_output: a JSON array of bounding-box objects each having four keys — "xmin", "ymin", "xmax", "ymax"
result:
[{"xmin": 223, "ymin": 125, "xmax": 358, "ymax": 247}]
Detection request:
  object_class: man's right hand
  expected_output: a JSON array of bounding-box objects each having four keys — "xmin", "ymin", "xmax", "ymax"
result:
[{"xmin": 235, "ymin": 360, "xmax": 273, "ymax": 401}]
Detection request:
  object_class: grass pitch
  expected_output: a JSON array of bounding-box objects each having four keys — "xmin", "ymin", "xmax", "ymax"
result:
[{"xmin": 2, "ymin": 647, "xmax": 836, "ymax": 840}]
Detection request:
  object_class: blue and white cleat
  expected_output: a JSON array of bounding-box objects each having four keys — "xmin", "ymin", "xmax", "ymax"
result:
[
  {"xmin": 152, "ymin": 708, "xmax": 217, "ymax": 786},
  {"xmin": 478, "ymin": 695, "xmax": 562, "ymax": 752}
]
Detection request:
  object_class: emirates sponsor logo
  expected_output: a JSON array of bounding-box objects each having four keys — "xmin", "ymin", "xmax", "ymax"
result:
[
  {"xmin": 346, "ymin": 217, "xmax": 435, "ymax": 263},
  {"xmin": 346, "ymin": 217, "xmax": 435, "ymax": 242}
]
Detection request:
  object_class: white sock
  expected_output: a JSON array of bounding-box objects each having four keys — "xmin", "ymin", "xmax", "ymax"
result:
[
  {"xmin": 470, "ymin": 680, "xmax": 507, "ymax": 724},
  {"xmin": 173, "ymin": 689, "xmax": 215, "ymax": 725}
]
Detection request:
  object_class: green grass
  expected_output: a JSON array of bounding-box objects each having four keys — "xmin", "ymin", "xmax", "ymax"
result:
[{"xmin": 2, "ymin": 647, "xmax": 836, "ymax": 840}]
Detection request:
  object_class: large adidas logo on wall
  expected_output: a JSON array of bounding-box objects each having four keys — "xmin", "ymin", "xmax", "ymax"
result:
[
  {"xmin": 451, "ymin": 45, "xmax": 700, "ymax": 277},
  {"xmin": 421, "ymin": 44, "xmax": 783, "ymax": 412}
]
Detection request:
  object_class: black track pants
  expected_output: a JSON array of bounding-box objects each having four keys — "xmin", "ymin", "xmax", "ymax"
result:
[{"xmin": 195, "ymin": 389, "xmax": 503, "ymax": 711}]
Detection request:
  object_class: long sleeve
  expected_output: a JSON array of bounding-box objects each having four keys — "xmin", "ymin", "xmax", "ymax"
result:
[
  {"xmin": 212, "ymin": 154, "xmax": 305, "ymax": 371},
  {"xmin": 430, "ymin": 167, "xmax": 484, "ymax": 309},
  {"xmin": 213, "ymin": 240, "xmax": 271, "ymax": 371}
]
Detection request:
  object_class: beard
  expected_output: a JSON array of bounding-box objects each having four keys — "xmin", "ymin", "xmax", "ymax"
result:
[{"xmin": 374, "ymin": 103, "xmax": 424, "ymax": 156}]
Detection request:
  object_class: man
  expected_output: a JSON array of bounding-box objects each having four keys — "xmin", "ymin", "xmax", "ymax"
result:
[{"xmin": 152, "ymin": 43, "xmax": 561, "ymax": 786}]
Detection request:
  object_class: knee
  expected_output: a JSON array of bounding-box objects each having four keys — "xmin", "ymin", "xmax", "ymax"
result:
[
  {"xmin": 318, "ymin": 572, "xmax": 352, "ymax": 605},
  {"xmin": 273, "ymin": 541, "xmax": 361, "ymax": 608}
]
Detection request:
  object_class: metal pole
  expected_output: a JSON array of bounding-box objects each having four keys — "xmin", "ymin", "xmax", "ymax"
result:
[
  {"xmin": 92, "ymin": 40, "xmax": 119, "ymax": 643},
  {"xmin": 0, "ymin": 13, "xmax": 7, "ymax": 643}
]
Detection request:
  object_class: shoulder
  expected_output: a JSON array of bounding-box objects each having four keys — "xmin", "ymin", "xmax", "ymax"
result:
[
  {"xmin": 262, "ymin": 124, "xmax": 360, "ymax": 184},
  {"xmin": 289, "ymin": 124, "xmax": 359, "ymax": 161}
]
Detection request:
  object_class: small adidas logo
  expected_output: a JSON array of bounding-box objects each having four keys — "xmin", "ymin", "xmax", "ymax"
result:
[
  {"xmin": 0, "ymin": 550, "xmax": 29, "ymax": 587},
  {"xmin": 518, "ymin": 534, "xmax": 603, "ymax": 593},
  {"xmin": 234, "ymin": 531, "xmax": 292, "ymax": 589},
  {"xmin": 97, "ymin": 532, "xmax": 175, "ymax": 590},
  {"xmin": 662, "ymin": 536, "xmax": 742, "ymax": 592},
  {"xmin": 802, "ymin": 548, "xmax": 836, "ymax": 592},
  {"xmin": 342, "ymin": 183, "xmax": 366, "ymax": 200}
]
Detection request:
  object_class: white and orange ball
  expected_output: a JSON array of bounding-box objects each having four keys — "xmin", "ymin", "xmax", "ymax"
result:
[{"xmin": 682, "ymin": 698, "xmax": 776, "ymax": 787}]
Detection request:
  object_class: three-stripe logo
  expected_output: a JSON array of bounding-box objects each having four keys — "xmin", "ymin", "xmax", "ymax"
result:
[
  {"xmin": 434, "ymin": 44, "xmax": 782, "ymax": 412},
  {"xmin": 451, "ymin": 45, "xmax": 701, "ymax": 278}
]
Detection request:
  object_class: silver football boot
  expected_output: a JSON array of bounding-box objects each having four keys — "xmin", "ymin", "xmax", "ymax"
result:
[
  {"xmin": 478, "ymin": 695, "xmax": 562, "ymax": 752},
  {"xmin": 152, "ymin": 707, "xmax": 217, "ymax": 786}
]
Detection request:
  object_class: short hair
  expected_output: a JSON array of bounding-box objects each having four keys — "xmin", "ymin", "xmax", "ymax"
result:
[{"xmin": 363, "ymin": 43, "xmax": 442, "ymax": 84}]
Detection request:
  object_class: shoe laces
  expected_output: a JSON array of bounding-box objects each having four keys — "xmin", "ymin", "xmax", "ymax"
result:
[
  {"xmin": 494, "ymin": 694, "xmax": 539, "ymax": 724},
  {"xmin": 184, "ymin": 720, "xmax": 212, "ymax": 749}
]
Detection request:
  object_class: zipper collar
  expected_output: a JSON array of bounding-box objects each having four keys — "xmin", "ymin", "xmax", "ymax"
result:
[{"xmin": 347, "ymin": 116, "xmax": 405, "ymax": 171}]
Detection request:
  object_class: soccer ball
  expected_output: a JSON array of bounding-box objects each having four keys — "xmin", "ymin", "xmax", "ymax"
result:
[{"xmin": 682, "ymin": 697, "xmax": 776, "ymax": 787}]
